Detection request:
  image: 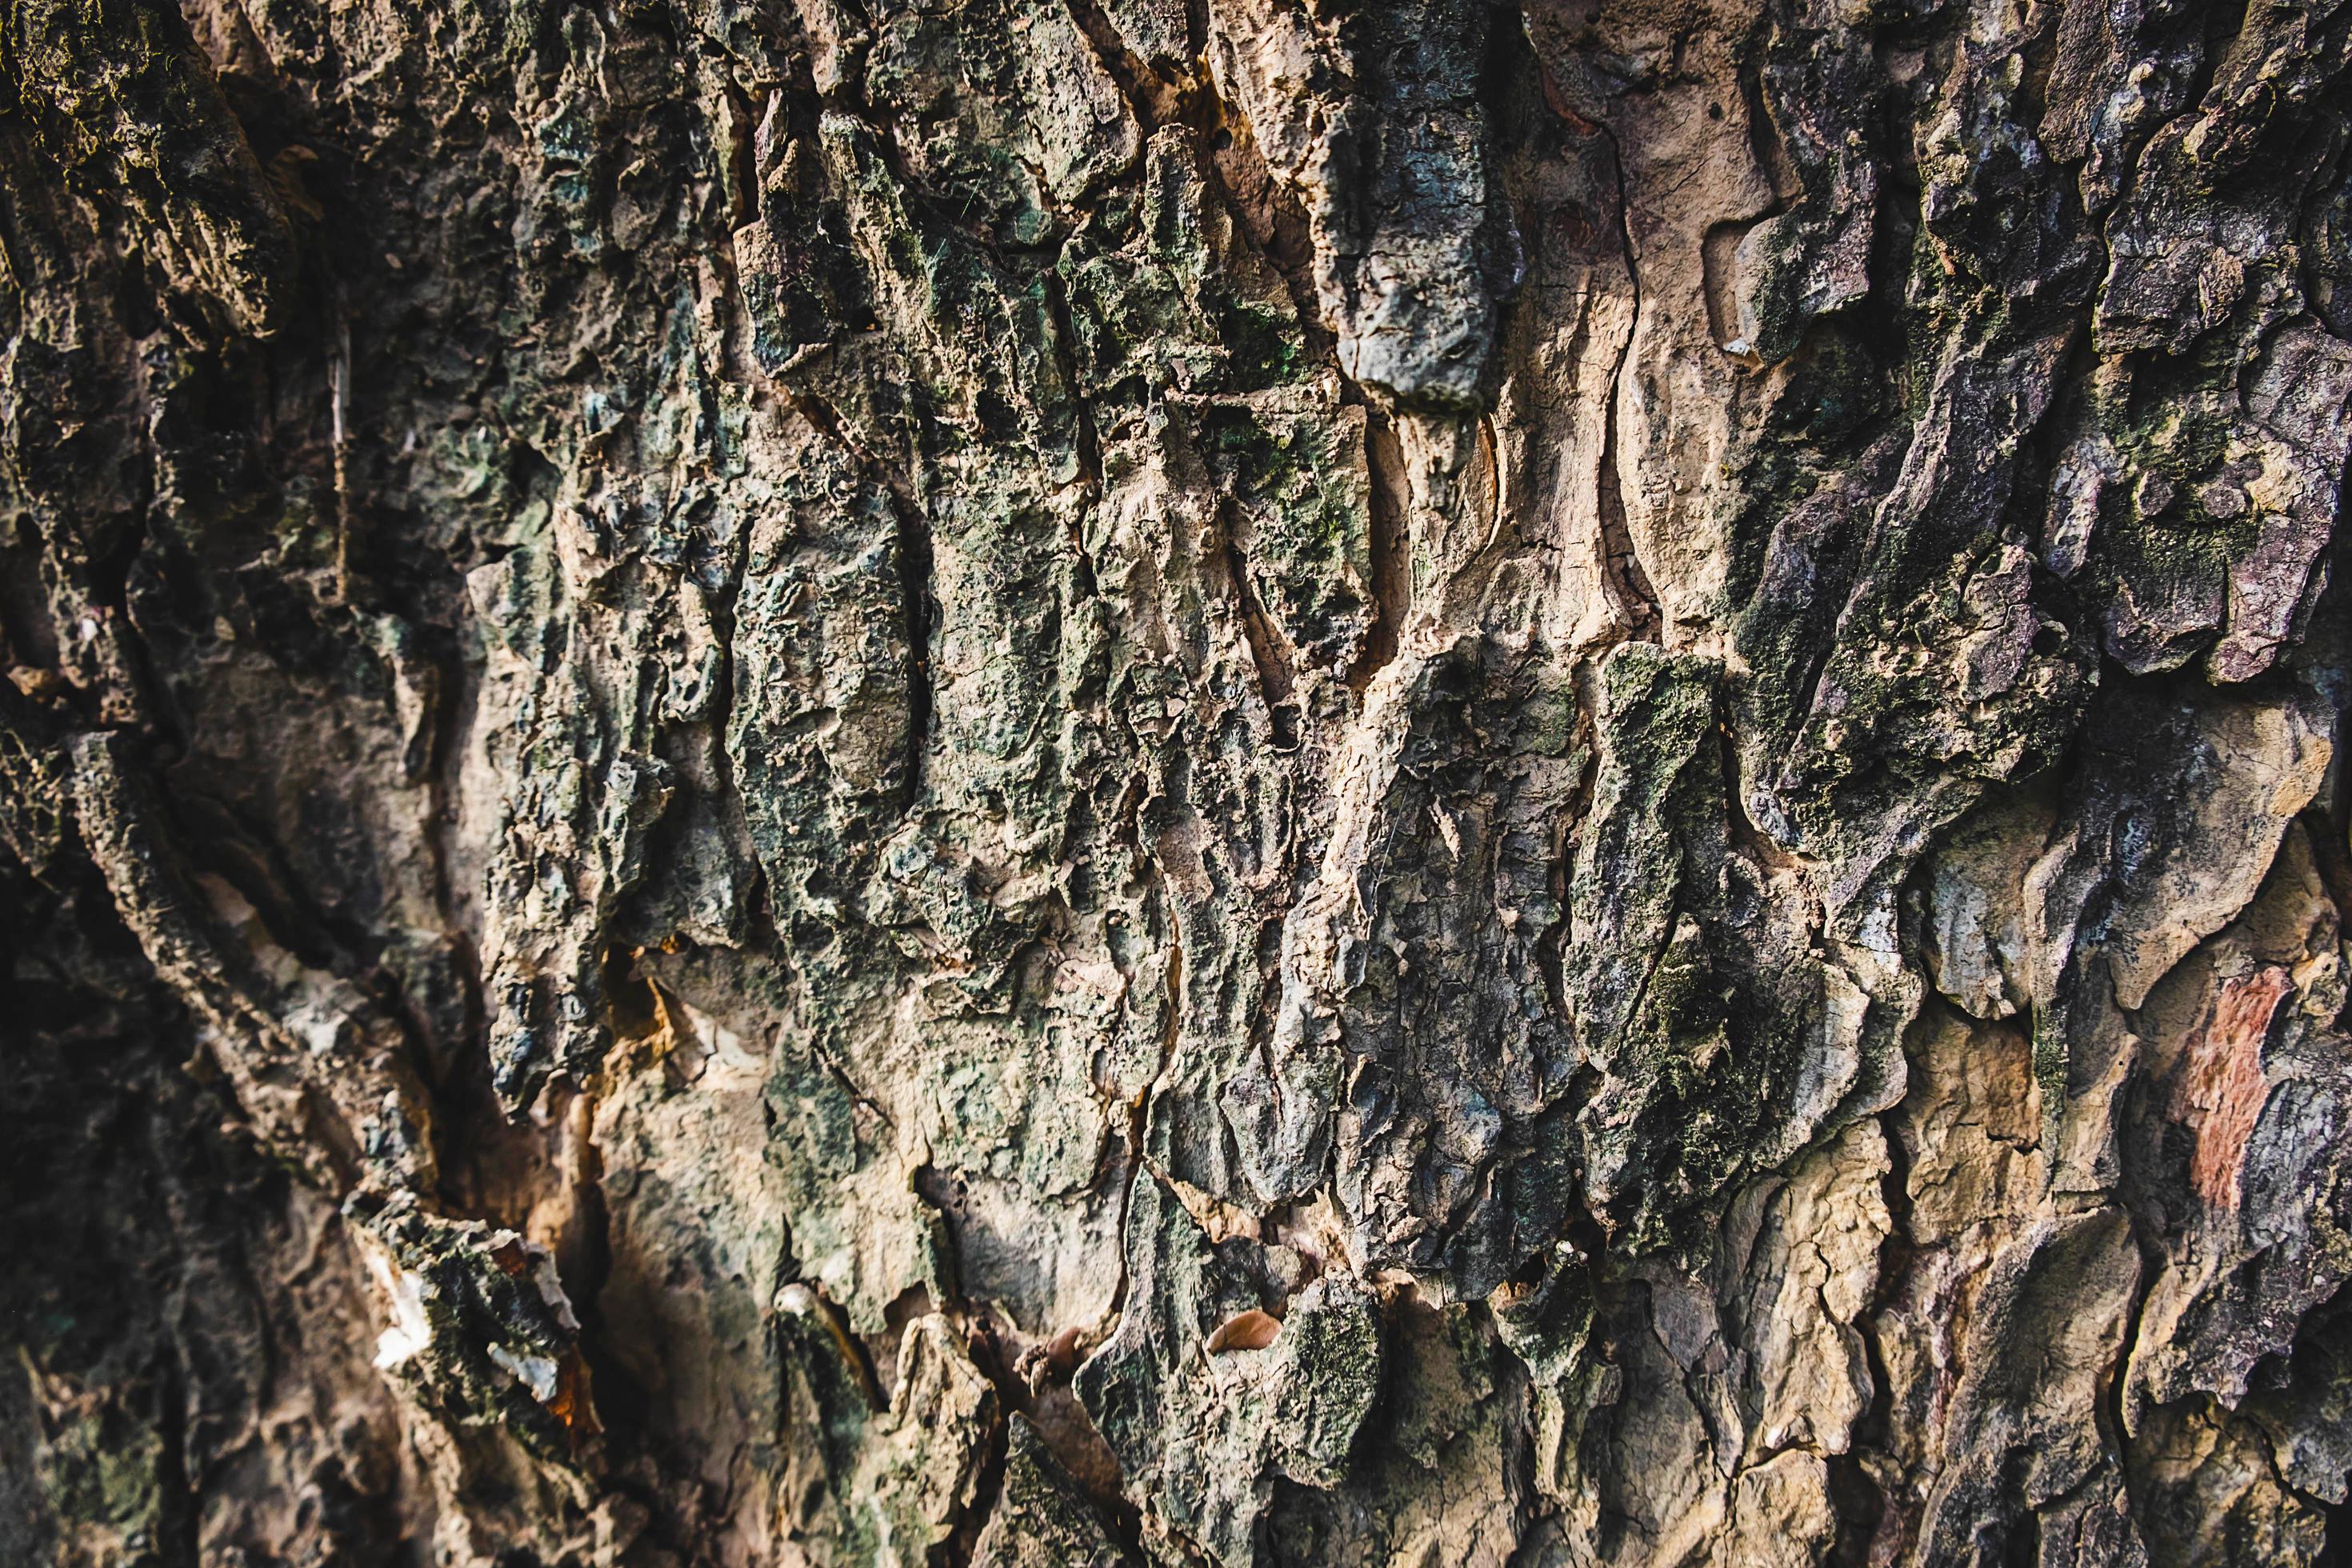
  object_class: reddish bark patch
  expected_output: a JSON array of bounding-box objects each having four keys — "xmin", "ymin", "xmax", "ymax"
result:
[{"xmin": 2168, "ymin": 966, "xmax": 2290, "ymax": 1210}]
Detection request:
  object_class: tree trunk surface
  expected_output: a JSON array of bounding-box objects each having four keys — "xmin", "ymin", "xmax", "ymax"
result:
[{"xmin": 3, "ymin": 0, "xmax": 2350, "ymax": 1563}]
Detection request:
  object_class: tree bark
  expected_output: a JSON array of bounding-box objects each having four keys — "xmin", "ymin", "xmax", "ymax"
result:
[{"xmin": 3, "ymin": 0, "xmax": 2350, "ymax": 1562}]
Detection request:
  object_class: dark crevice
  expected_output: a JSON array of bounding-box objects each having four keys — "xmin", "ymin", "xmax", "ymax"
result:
[
  {"xmin": 1700, "ymin": 32, "xmax": 1802, "ymax": 359},
  {"xmin": 1198, "ymin": 102, "xmax": 1326, "ymax": 352},
  {"xmin": 1037, "ymin": 267, "xmax": 1106, "ymax": 502},
  {"xmin": 933, "ymin": 1334, "xmax": 1010, "ymax": 1568},
  {"xmin": 1060, "ymin": 0, "xmax": 1191, "ymax": 134},
  {"xmin": 1739, "ymin": 22, "xmax": 1804, "ymax": 206},
  {"xmin": 2098, "ymin": 0, "xmax": 2246, "ymax": 228},
  {"xmin": 1344, "ymin": 408, "xmax": 1412, "ymax": 692},
  {"xmin": 1718, "ymin": 722, "xmax": 1802, "ymax": 874},
  {"xmin": 154, "ymin": 1357, "xmax": 202, "ymax": 1567},
  {"xmin": 414, "ymin": 618, "xmax": 472, "ymax": 907},
  {"xmin": 809, "ymin": 1274, "xmax": 892, "ymax": 1411},
  {"xmin": 1576, "ymin": 105, "xmax": 1661, "ymax": 644},
  {"xmin": 1218, "ymin": 501, "xmax": 1301, "ymax": 748},
  {"xmin": 1070, "ymin": 860, "xmax": 1178, "ymax": 1555},
  {"xmin": 1699, "ymin": 215, "xmax": 1764, "ymax": 358},
  {"xmin": 2009, "ymin": 2, "xmax": 2064, "ymax": 138},
  {"xmin": 890, "ymin": 489, "xmax": 935, "ymax": 814},
  {"xmin": 1830, "ymin": 1112, "xmax": 1919, "ymax": 1566},
  {"xmin": 726, "ymin": 78, "xmax": 766, "ymax": 229},
  {"xmin": 554, "ymin": 1085, "xmax": 640, "ymax": 1487},
  {"xmin": 2102, "ymin": 1212, "xmax": 2162, "ymax": 1548},
  {"xmin": 1594, "ymin": 351, "xmax": 1659, "ymax": 642},
  {"xmin": 910, "ymin": 1166, "xmax": 1138, "ymax": 1562},
  {"xmin": 2200, "ymin": 0, "xmax": 2256, "ymax": 97}
]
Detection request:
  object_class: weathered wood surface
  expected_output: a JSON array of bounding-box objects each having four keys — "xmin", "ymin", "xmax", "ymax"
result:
[{"xmin": 3, "ymin": 0, "xmax": 2350, "ymax": 1562}]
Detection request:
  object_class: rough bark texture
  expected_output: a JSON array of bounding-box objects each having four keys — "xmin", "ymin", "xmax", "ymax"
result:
[{"xmin": 4, "ymin": 0, "xmax": 2352, "ymax": 1563}]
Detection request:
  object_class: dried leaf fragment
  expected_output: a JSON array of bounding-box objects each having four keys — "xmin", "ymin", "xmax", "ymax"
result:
[{"xmin": 1205, "ymin": 1309, "xmax": 1282, "ymax": 1354}]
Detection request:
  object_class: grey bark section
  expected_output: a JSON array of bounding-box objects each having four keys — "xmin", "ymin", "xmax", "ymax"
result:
[{"xmin": 2, "ymin": 0, "xmax": 2350, "ymax": 1563}]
